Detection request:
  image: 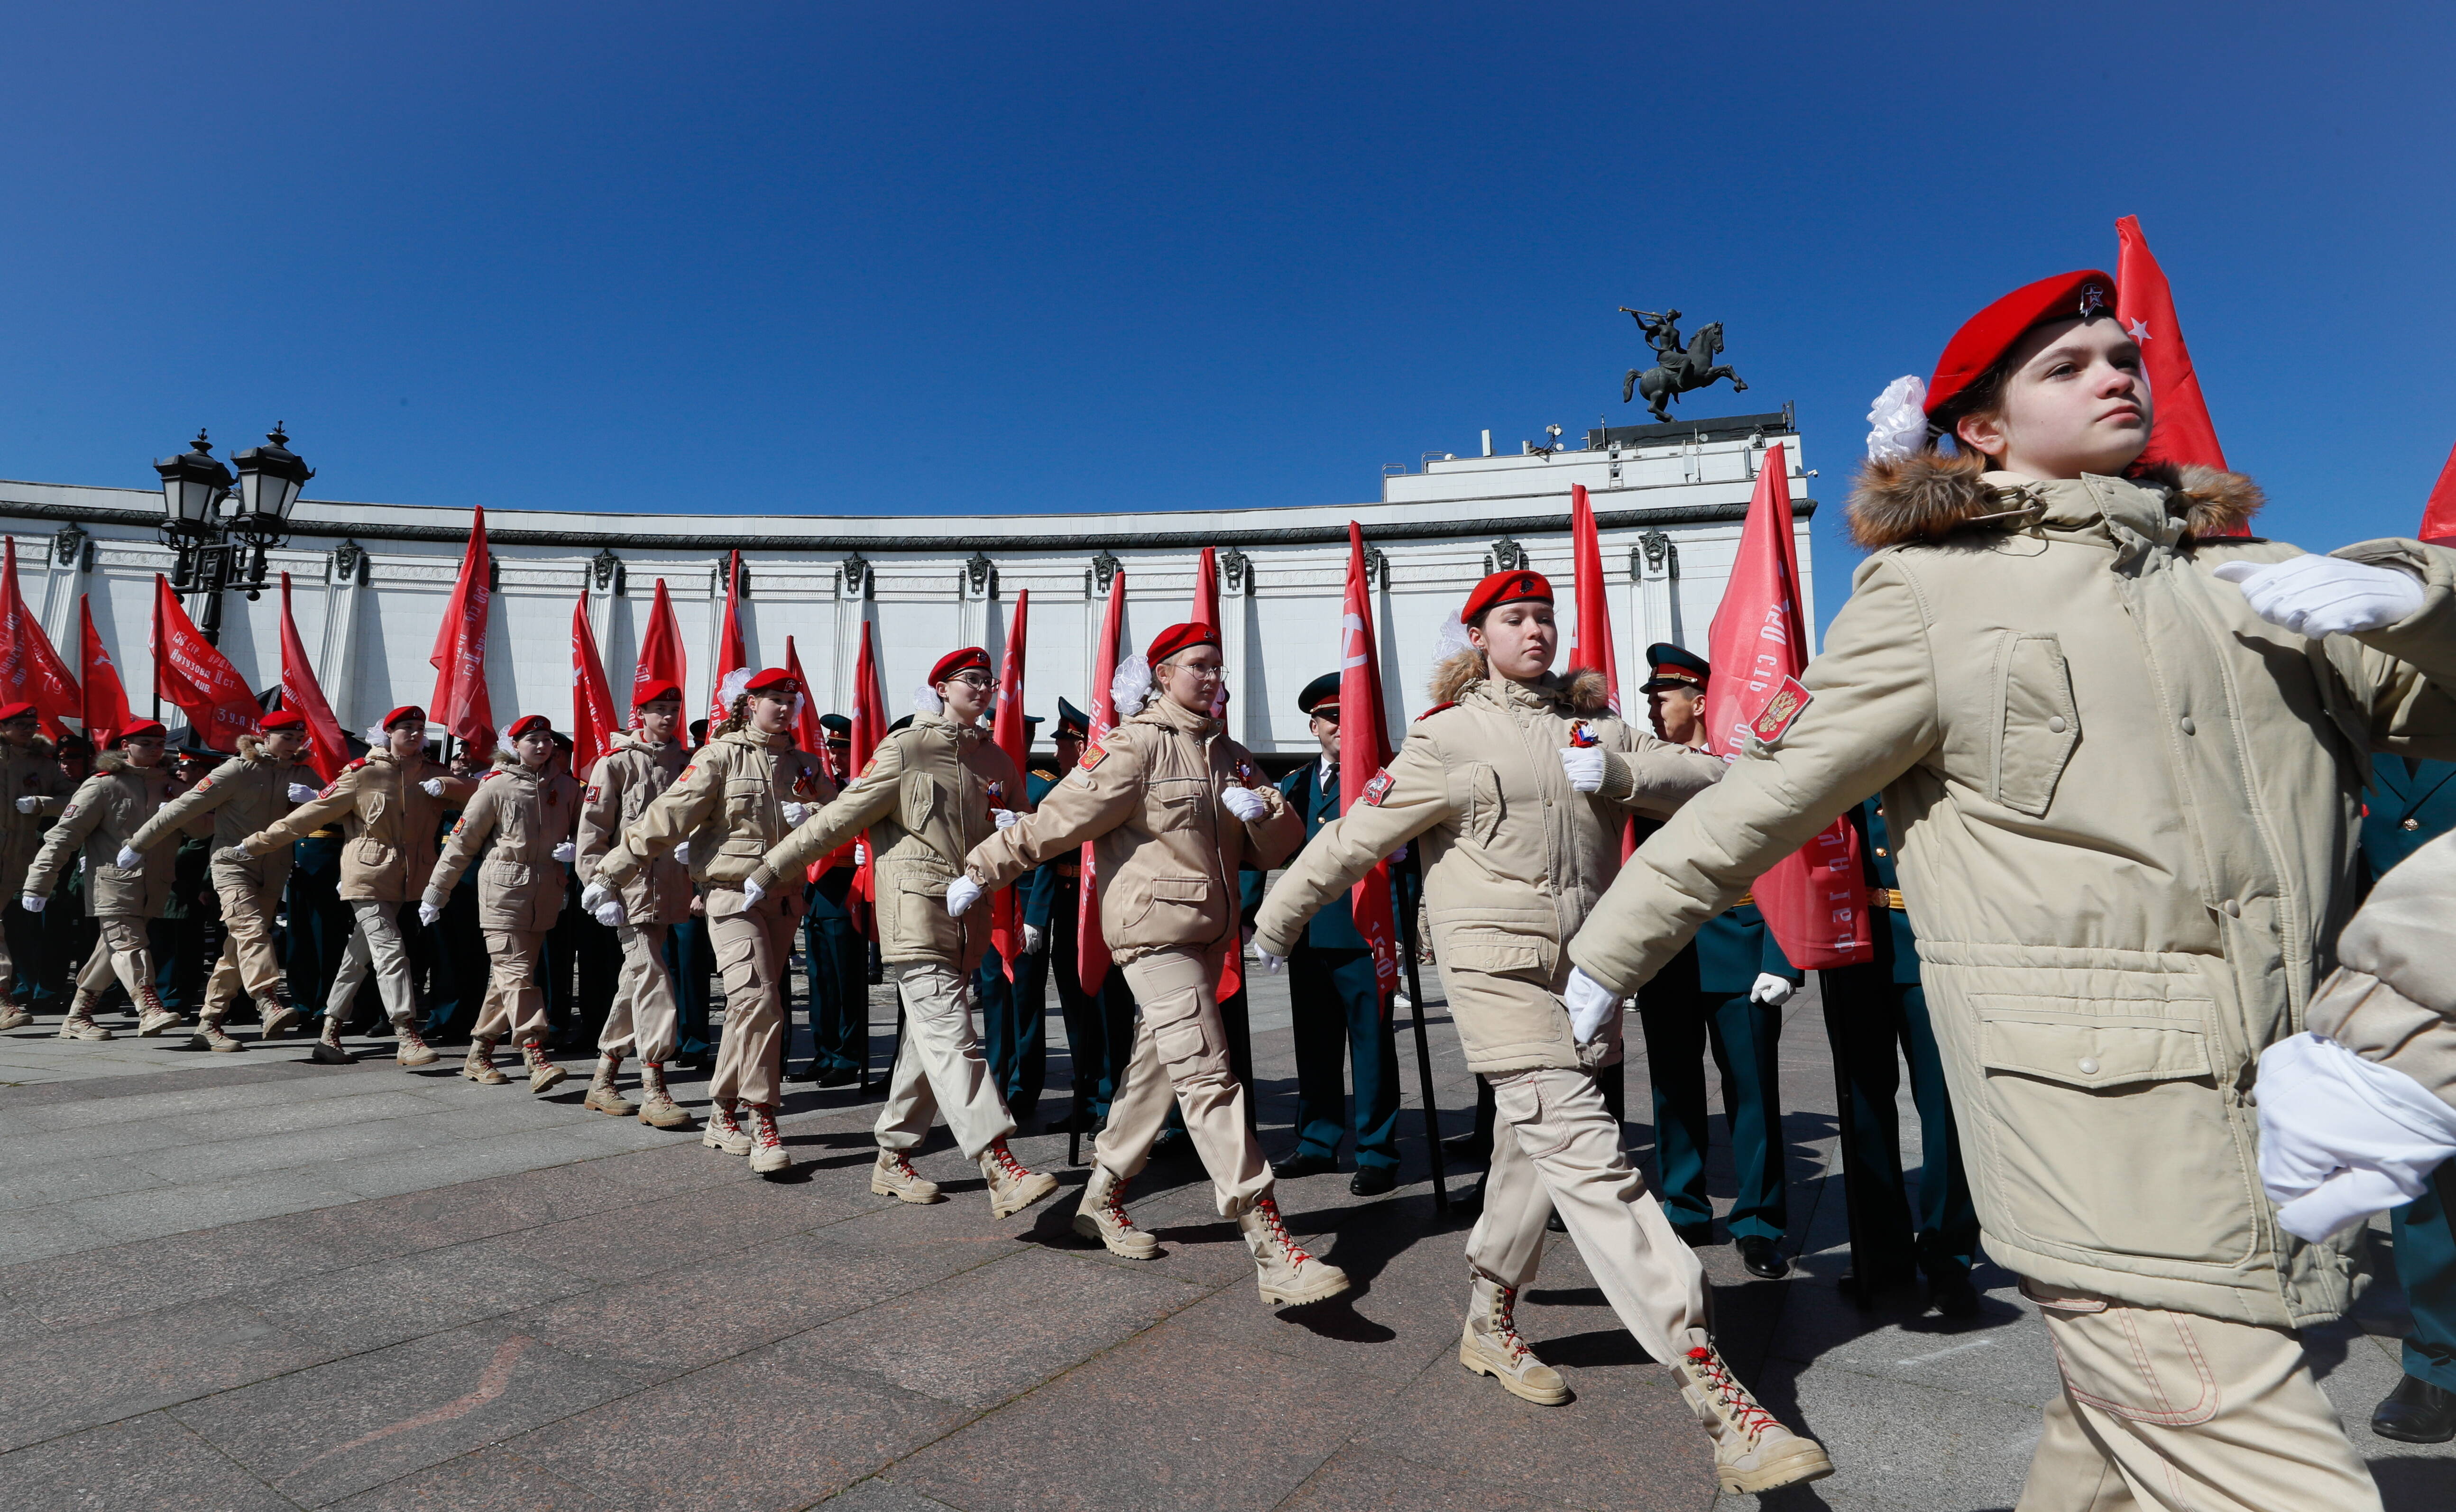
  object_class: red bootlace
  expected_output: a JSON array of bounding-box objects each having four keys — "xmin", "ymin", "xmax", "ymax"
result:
[
  {"xmin": 750, "ymin": 1105, "xmax": 782, "ymax": 1149},
  {"xmin": 1491, "ymin": 1284, "xmax": 1533, "ymax": 1363},
  {"xmin": 988, "ymin": 1140, "xmax": 1031, "ymax": 1181},
  {"xmin": 884, "ymin": 1151, "xmax": 921, "ymax": 1179},
  {"xmin": 1685, "ymin": 1347, "xmax": 1776, "ymax": 1439},
  {"xmin": 1255, "ymin": 1199, "xmax": 1315, "ymax": 1264},
  {"xmin": 1100, "ymin": 1175, "xmax": 1138, "ymax": 1229},
  {"xmin": 710, "ymin": 1102, "xmax": 743, "ymax": 1135}
]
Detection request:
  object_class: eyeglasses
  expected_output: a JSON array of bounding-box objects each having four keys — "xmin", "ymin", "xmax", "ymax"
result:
[
  {"xmin": 1167, "ymin": 661, "xmax": 1228, "ymax": 681},
  {"xmin": 946, "ymin": 673, "xmax": 994, "ymax": 690}
]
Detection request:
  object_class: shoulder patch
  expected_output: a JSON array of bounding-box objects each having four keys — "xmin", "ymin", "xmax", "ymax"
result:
[
  {"xmin": 584, "ymin": 784, "xmax": 601, "ymax": 804},
  {"xmin": 679, "ymin": 764, "xmax": 698, "ymax": 782},
  {"xmin": 193, "ymin": 776, "xmax": 215, "ymax": 792},
  {"xmin": 1415, "ymin": 702, "xmax": 1457, "ymax": 721},
  {"xmin": 1748, "ymin": 676, "xmax": 1812, "ymax": 744},
  {"xmin": 342, "ymin": 757, "xmax": 368, "ymax": 773},
  {"xmin": 1077, "ymin": 740, "xmax": 1108, "ymax": 771},
  {"xmin": 1361, "ymin": 770, "xmax": 1396, "ymax": 806}
]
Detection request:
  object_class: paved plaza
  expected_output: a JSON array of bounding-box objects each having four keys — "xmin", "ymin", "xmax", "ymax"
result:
[{"xmin": 0, "ymin": 974, "xmax": 2450, "ymax": 1512}]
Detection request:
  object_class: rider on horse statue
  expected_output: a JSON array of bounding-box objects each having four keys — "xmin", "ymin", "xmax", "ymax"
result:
[{"xmin": 1621, "ymin": 306, "xmax": 1749, "ymax": 423}]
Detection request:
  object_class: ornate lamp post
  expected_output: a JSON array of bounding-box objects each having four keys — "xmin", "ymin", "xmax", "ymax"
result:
[{"xmin": 152, "ymin": 425, "xmax": 314, "ymax": 643}]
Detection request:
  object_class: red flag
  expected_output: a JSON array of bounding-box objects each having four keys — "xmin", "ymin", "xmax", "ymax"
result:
[
  {"xmin": 1569, "ymin": 483, "xmax": 1640, "ymax": 860},
  {"xmin": 571, "ymin": 596, "xmax": 619, "ymax": 779},
  {"xmin": 1188, "ymin": 545, "xmax": 1231, "ymax": 722},
  {"xmin": 635, "ymin": 578, "xmax": 687, "ymax": 713},
  {"xmin": 151, "ymin": 575, "xmax": 261, "ymax": 752},
  {"xmin": 1703, "ymin": 446, "xmax": 1871, "ymax": 970},
  {"xmin": 1078, "ymin": 568, "xmax": 1127, "ymax": 995},
  {"xmin": 988, "ymin": 592, "xmax": 1031, "ymax": 980},
  {"xmin": 1337, "ymin": 523, "xmax": 1402, "ymax": 1000},
  {"xmin": 846, "ymin": 618, "xmax": 887, "ymax": 937},
  {"xmin": 2420, "ymin": 441, "xmax": 2456, "ymax": 545},
  {"xmin": 2116, "ymin": 217, "xmax": 2235, "ymax": 538},
  {"xmin": 276, "ymin": 573, "xmax": 347, "ymax": 782},
  {"xmin": 78, "ymin": 596, "xmax": 131, "ymax": 753},
  {"xmin": 783, "ymin": 635, "xmax": 824, "ymax": 755},
  {"xmin": 709, "ymin": 552, "xmax": 747, "ymax": 724},
  {"xmin": 427, "ymin": 506, "xmax": 495, "ymax": 752},
  {"xmin": 0, "ymin": 537, "xmax": 79, "ymax": 739}
]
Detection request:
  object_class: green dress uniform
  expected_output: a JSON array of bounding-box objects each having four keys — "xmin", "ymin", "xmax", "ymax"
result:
[
  {"xmin": 800, "ymin": 716, "xmax": 869, "ymax": 1084},
  {"xmin": 1818, "ymin": 797, "xmax": 1978, "ymax": 1303}
]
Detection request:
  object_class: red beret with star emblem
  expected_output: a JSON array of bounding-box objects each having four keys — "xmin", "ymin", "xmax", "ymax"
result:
[
  {"xmin": 928, "ymin": 648, "xmax": 992, "ymax": 684},
  {"xmin": 1463, "ymin": 569, "xmax": 1553, "ymax": 625},
  {"xmin": 744, "ymin": 668, "xmax": 800, "ymax": 697},
  {"xmin": 505, "ymin": 714, "xmax": 555, "ymax": 742},
  {"xmin": 111, "ymin": 719, "xmax": 167, "ymax": 745},
  {"xmin": 1926, "ymin": 270, "xmax": 2117, "ymax": 419},
  {"xmin": 381, "ymin": 705, "xmax": 426, "ymax": 731},
  {"xmin": 0, "ymin": 702, "xmax": 34, "ymax": 723},
  {"xmin": 1144, "ymin": 623, "xmax": 1220, "ymax": 667},
  {"xmin": 259, "ymin": 709, "xmax": 306, "ymax": 731},
  {"xmin": 633, "ymin": 678, "xmax": 682, "ymax": 709}
]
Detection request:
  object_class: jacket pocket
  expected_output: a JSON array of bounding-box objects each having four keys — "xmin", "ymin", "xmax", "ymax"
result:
[
  {"xmin": 899, "ymin": 771, "xmax": 939, "ymax": 831},
  {"xmin": 1125, "ymin": 873, "xmax": 1223, "ymax": 937},
  {"xmin": 345, "ymin": 837, "xmax": 397, "ymax": 873},
  {"xmin": 1441, "ymin": 923, "xmax": 1555, "ymax": 977},
  {"xmin": 482, "ymin": 859, "xmax": 534, "ymax": 890},
  {"xmin": 890, "ymin": 856, "xmax": 963, "ymax": 958},
  {"xmin": 1447, "ymin": 763, "xmax": 1503, "ymax": 847},
  {"xmin": 1149, "ymin": 777, "xmax": 1210, "ymax": 831},
  {"xmin": 1988, "ymin": 632, "xmax": 2080, "ymax": 817}
]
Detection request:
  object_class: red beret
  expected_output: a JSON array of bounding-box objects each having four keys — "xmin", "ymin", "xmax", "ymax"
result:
[
  {"xmin": 112, "ymin": 719, "xmax": 167, "ymax": 745},
  {"xmin": 0, "ymin": 702, "xmax": 35, "ymax": 723},
  {"xmin": 1463, "ymin": 569, "xmax": 1553, "ymax": 624},
  {"xmin": 1926, "ymin": 270, "xmax": 2117, "ymax": 418},
  {"xmin": 382, "ymin": 705, "xmax": 426, "ymax": 731},
  {"xmin": 744, "ymin": 668, "xmax": 799, "ymax": 696},
  {"xmin": 929, "ymin": 647, "xmax": 993, "ymax": 684},
  {"xmin": 1145, "ymin": 622, "xmax": 1220, "ymax": 667},
  {"xmin": 633, "ymin": 678, "xmax": 682, "ymax": 708},
  {"xmin": 259, "ymin": 709, "xmax": 307, "ymax": 732},
  {"xmin": 506, "ymin": 714, "xmax": 555, "ymax": 742}
]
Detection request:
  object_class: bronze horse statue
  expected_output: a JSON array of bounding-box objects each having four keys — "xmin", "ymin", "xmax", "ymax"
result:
[{"xmin": 1623, "ymin": 319, "xmax": 1748, "ymax": 424}]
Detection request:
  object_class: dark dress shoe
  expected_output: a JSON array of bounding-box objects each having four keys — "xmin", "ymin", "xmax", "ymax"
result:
[
  {"xmin": 1927, "ymin": 1272, "xmax": 1982, "ymax": 1318},
  {"xmin": 2373, "ymin": 1372, "xmax": 2456, "ymax": 1443},
  {"xmin": 789, "ymin": 1063, "xmax": 823, "ymax": 1082},
  {"xmin": 1450, "ymin": 1177, "xmax": 1486, "ymax": 1220},
  {"xmin": 1271, "ymin": 1152, "xmax": 1338, "ymax": 1181},
  {"xmin": 1736, "ymin": 1235, "xmax": 1790, "ymax": 1279},
  {"xmin": 1672, "ymin": 1222, "xmax": 1714, "ymax": 1248},
  {"xmin": 1349, "ymin": 1165, "xmax": 1397, "ymax": 1197},
  {"xmin": 814, "ymin": 1066, "xmax": 860, "ymax": 1088}
]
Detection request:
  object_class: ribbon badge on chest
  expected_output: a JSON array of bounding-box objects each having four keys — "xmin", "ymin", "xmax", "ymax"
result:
[{"xmin": 1567, "ymin": 720, "xmax": 1601, "ymax": 748}]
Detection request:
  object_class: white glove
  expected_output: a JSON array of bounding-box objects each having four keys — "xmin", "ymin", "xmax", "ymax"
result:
[
  {"xmin": 1559, "ymin": 746, "xmax": 1607, "ymax": 793},
  {"xmin": 2212, "ymin": 556, "xmax": 2427, "ymax": 638},
  {"xmin": 1749, "ymin": 972, "xmax": 1798, "ymax": 1007},
  {"xmin": 1021, "ymin": 923, "xmax": 1045, "ymax": 954},
  {"xmin": 1221, "ymin": 786, "xmax": 1269, "ymax": 822},
  {"xmin": 993, "ymin": 807, "xmax": 1021, "ymax": 831},
  {"xmin": 2256, "ymin": 1032, "xmax": 2456, "ymax": 1240},
  {"xmin": 421, "ymin": 778, "xmax": 446, "ymax": 797},
  {"xmin": 417, "ymin": 900, "xmax": 441, "ymax": 927},
  {"xmin": 580, "ymin": 881, "xmax": 610, "ymax": 913},
  {"xmin": 14, "ymin": 796, "xmax": 40, "ymax": 813},
  {"xmin": 781, "ymin": 801, "xmax": 810, "ymax": 826},
  {"xmin": 673, "ymin": 841, "xmax": 691, "ymax": 867},
  {"xmin": 741, "ymin": 877, "xmax": 766, "ymax": 908},
  {"xmin": 114, "ymin": 845, "xmax": 142, "ymax": 870},
  {"xmin": 551, "ymin": 841, "xmax": 576, "ymax": 863},
  {"xmin": 593, "ymin": 899, "xmax": 626, "ymax": 927},
  {"xmin": 1255, "ymin": 950, "xmax": 1286, "ymax": 974},
  {"xmin": 946, "ymin": 876, "xmax": 984, "ymax": 916},
  {"xmin": 18, "ymin": 892, "xmax": 44, "ymax": 914},
  {"xmin": 287, "ymin": 783, "xmax": 319, "ymax": 803},
  {"xmin": 1563, "ymin": 967, "xmax": 1621, "ymax": 1044}
]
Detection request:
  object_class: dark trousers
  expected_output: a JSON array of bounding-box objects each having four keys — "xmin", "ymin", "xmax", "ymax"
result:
[
  {"xmin": 1044, "ymin": 916, "xmax": 1111, "ymax": 1124},
  {"xmin": 1818, "ymin": 970, "xmax": 1977, "ymax": 1287},
  {"xmin": 8, "ymin": 898, "xmax": 56, "ymax": 1004},
  {"xmin": 802, "ymin": 868, "xmax": 868, "ymax": 1078},
  {"xmin": 151, "ymin": 915, "xmax": 217, "ymax": 1016},
  {"xmin": 1286, "ymin": 943, "xmax": 1399, "ymax": 1170},
  {"xmin": 668, "ymin": 916, "xmax": 715, "ymax": 1060},
  {"xmin": 981, "ymin": 946, "xmax": 1047, "ymax": 1116},
  {"xmin": 1638, "ymin": 988, "xmax": 1787, "ymax": 1240},
  {"xmin": 2394, "ymin": 1172, "xmax": 2456, "ymax": 1393},
  {"xmin": 283, "ymin": 840, "xmax": 356, "ymax": 1011},
  {"xmin": 419, "ymin": 885, "xmax": 487, "ymax": 1041}
]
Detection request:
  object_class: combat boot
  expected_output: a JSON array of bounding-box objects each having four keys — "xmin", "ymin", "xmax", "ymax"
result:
[
  {"xmin": 518, "ymin": 1037, "xmax": 566, "ymax": 1093},
  {"xmin": 258, "ymin": 981, "xmax": 303, "ymax": 1040},
  {"xmin": 871, "ymin": 1148, "xmax": 942, "ymax": 1203},
  {"xmin": 462, "ymin": 1038, "xmax": 509, "ymax": 1085},
  {"xmin": 1072, "ymin": 1164, "xmax": 1158, "ymax": 1258},
  {"xmin": 977, "ymin": 1137, "xmax": 1058, "ymax": 1218},
  {"xmin": 1459, "ymin": 1274, "xmax": 1568, "ymax": 1404},
  {"xmin": 57, "ymin": 1008, "xmax": 114, "ymax": 1041},
  {"xmin": 1673, "ymin": 1343, "xmax": 1833, "ymax": 1494},
  {"xmin": 396, "ymin": 1025, "xmax": 441, "ymax": 1068},
  {"xmin": 635, "ymin": 1061, "xmax": 691, "ymax": 1128},
  {"xmin": 308, "ymin": 1012, "xmax": 350, "ymax": 1064},
  {"xmin": 1236, "ymin": 1196, "xmax": 1350, "ymax": 1307},
  {"xmin": 702, "ymin": 1100, "xmax": 753, "ymax": 1156},
  {"xmin": 0, "ymin": 1000, "xmax": 31, "ymax": 1033},
  {"xmin": 746, "ymin": 1102, "xmax": 790, "ymax": 1175},
  {"xmin": 584, "ymin": 1054, "xmax": 637, "ymax": 1117},
  {"xmin": 134, "ymin": 984, "xmax": 180, "ymax": 1037},
  {"xmin": 196, "ymin": 1015, "xmax": 243, "ymax": 1054}
]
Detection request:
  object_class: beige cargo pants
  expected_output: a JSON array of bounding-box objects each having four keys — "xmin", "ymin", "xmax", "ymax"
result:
[
  {"xmin": 877, "ymin": 961, "xmax": 1016, "ymax": 1160},
  {"xmin": 1095, "ymin": 942, "xmax": 1272, "ymax": 1218},
  {"xmin": 707, "ymin": 886, "xmax": 795, "ymax": 1108},
  {"xmin": 201, "ymin": 879, "xmax": 284, "ymax": 1021},
  {"xmin": 330, "ymin": 899, "xmax": 419, "ymax": 1030},
  {"xmin": 73, "ymin": 916, "xmax": 159, "ymax": 1013},
  {"xmin": 1468, "ymin": 1062, "xmax": 1712, "ymax": 1366},
  {"xmin": 598, "ymin": 920, "xmax": 679, "ymax": 1064},
  {"xmin": 472, "ymin": 928, "xmax": 551, "ymax": 1045},
  {"xmin": 2015, "ymin": 1280, "xmax": 2380, "ymax": 1512}
]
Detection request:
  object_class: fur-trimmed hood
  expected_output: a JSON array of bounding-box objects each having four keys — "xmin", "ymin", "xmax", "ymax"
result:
[
  {"xmin": 1847, "ymin": 453, "xmax": 2264, "ymax": 550},
  {"xmin": 1428, "ymin": 652, "xmax": 1613, "ymax": 715},
  {"xmin": 96, "ymin": 749, "xmax": 132, "ymax": 775}
]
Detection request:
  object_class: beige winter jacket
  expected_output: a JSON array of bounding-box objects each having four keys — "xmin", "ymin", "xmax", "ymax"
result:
[
  {"xmin": 577, "ymin": 735, "xmax": 692, "ymax": 926},
  {"xmin": 595, "ymin": 725, "xmax": 834, "ymax": 918},
  {"xmin": 2305, "ymin": 830, "xmax": 2456, "ymax": 1106},
  {"xmin": 964, "ymin": 694, "xmax": 1304, "ymax": 965},
  {"xmin": 129, "ymin": 735, "xmax": 320, "ymax": 894},
  {"xmin": 424, "ymin": 752, "xmax": 583, "ymax": 934},
  {"xmin": 1569, "ymin": 457, "xmax": 2456, "ymax": 1328},
  {"xmin": 25, "ymin": 750, "xmax": 181, "ymax": 917},
  {"xmin": 0, "ymin": 736, "xmax": 71, "ymax": 892},
  {"xmin": 754, "ymin": 710, "xmax": 1024, "ymax": 971},
  {"xmin": 237, "ymin": 748, "xmax": 477, "ymax": 903},
  {"xmin": 1253, "ymin": 661, "xmax": 1724, "ymax": 1072}
]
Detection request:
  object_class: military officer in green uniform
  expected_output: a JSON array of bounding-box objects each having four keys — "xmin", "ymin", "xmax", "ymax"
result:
[
  {"xmin": 1632, "ymin": 644, "xmax": 1803, "ymax": 1280},
  {"xmin": 1013, "ymin": 700, "xmax": 1123, "ymax": 1132},
  {"xmin": 798, "ymin": 713, "xmax": 870, "ymax": 1085},
  {"xmin": 977, "ymin": 713, "xmax": 1047, "ymax": 1121},
  {"xmin": 1818, "ymin": 796, "xmax": 1980, "ymax": 1314}
]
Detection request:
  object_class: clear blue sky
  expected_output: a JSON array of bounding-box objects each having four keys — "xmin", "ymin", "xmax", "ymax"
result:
[{"xmin": 3, "ymin": 3, "xmax": 2448, "ymax": 632}]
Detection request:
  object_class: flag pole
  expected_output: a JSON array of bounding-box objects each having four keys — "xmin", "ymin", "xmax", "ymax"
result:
[{"xmin": 1396, "ymin": 872, "xmax": 1447, "ymax": 1211}]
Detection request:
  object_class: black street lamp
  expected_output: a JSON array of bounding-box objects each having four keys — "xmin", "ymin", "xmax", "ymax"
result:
[{"xmin": 153, "ymin": 425, "xmax": 314, "ymax": 643}]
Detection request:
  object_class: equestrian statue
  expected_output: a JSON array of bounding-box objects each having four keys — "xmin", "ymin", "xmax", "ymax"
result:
[{"xmin": 1620, "ymin": 307, "xmax": 1748, "ymax": 424}]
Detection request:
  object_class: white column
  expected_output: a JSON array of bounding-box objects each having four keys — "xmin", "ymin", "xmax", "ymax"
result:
[
  {"xmin": 1635, "ymin": 531, "xmax": 1679, "ymax": 651},
  {"xmin": 320, "ymin": 545, "xmax": 367, "ymax": 732},
  {"xmin": 36, "ymin": 528, "xmax": 79, "ymax": 652},
  {"xmin": 1223, "ymin": 549, "xmax": 1254, "ymax": 747}
]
